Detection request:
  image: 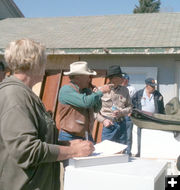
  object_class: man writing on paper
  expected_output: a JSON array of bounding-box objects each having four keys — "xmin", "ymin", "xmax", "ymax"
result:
[
  {"xmin": 97, "ymin": 65, "xmax": 132, "ymax": 146},
  {"xmin": 58, "ymin": 61, "xmax": 112, "ymax": 142},
  {"xmin": 0, "ymin": 39, "xmax": 94, "ymax": 190}
]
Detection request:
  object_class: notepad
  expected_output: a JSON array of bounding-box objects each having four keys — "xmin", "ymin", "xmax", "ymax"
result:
[
  {"xmin": 92, "ymin": 140, "xmax": 128, "ymax": 156},
  {"xmin": 68, "ymin": 154, "xmax": 129, "ymax": 167}
]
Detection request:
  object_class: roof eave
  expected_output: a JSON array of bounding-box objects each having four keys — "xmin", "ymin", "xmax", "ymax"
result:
[
  {"xmin": 47, "ymin": 47, "xmax": 180, "ymax": 55},
  {"xmin": 1, "ymin": 47, "xmax": 180, "ymax": 56}
]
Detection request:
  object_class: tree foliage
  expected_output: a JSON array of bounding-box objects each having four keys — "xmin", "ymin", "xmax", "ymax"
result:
[{"xmin": 133, "ymin": 0, "xmax": 161, "ymax": 13}]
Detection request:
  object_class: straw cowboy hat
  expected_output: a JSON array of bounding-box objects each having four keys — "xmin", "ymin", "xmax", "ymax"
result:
[{"xmin": 64, "ymin": 61, "xmax": 97, "ymax": 76}]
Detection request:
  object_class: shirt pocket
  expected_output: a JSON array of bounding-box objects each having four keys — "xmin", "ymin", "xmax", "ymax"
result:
[
  {"xmin": 101, "ymin": 96, "xmax": 112, "ymax": 107},
  {"xmin": 118, "ymin": 96, "xmax": 126, "ymax": 104}
]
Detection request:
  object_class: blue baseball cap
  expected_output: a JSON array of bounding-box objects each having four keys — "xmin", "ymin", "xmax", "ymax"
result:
[
  {"xmin": 145, "ymin": 77, "xmax": 157, "ymax": 86},
  {"xmin": 122, "ymin": 73, "xmax": 130, "ymax": 80}
]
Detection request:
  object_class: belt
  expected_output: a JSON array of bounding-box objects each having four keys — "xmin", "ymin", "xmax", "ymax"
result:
[
  {"xmin": 103, "ymin": 115, "xmax": 124, "ymax": 122},
  {"xmin": 61, "ymin": 129, "xmax": 85, "ymax": 138}
]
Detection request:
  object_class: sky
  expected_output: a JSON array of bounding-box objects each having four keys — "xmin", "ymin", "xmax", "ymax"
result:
[{"xmin": 14, "ymin": 0, "xmax": 180, "ymax": 18}]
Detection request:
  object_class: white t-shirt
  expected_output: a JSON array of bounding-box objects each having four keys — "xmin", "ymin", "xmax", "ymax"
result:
[{"xmin": 141, "ymin": 89, "xmax": 155, "ymax": 113}]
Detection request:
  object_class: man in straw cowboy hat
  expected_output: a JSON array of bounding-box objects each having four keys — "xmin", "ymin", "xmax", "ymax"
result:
[
  {"xmin": 97, "ymin": 65, "xmax": 132, "ymax": 148},
  {"xmin": 58, "ymin": 61, "xmax": 113, "ymax": 142}
]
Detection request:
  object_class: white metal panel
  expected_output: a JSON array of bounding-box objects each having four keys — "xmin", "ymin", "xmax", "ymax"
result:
[
  {"xmin": 122, "ymin": 67, "xmax": 158, "ymax": 91},
  {"xmin": 175, "ymin": 61, "xmax": 180, "ymax": 102}
]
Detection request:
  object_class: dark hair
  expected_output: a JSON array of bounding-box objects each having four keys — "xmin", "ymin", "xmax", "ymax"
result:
[
  {"xmin": 69, "ymin": 75, "xmax": 75, "ymax": 80},
  {"xmin": 108, "ymin": 75, "xmax": 122, "ymax": 80},
  {"xmin": 0, "ymin": 61, "xmax": 5, "ymax": 71}
]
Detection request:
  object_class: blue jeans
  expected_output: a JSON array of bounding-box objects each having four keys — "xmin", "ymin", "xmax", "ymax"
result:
[
  {"xmin": 59, "ymin": 130, "xmax": 94, "ymax": 143},
  {"xmin": 101, "ymin": 120, "xmax": 126, "ymax": 145},
  {"xmin": 124, "ymin": 116, "xmax": 133, "ymax": 155}
]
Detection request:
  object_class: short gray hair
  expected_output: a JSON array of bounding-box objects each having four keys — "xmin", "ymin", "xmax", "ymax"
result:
[{"xmin": 4, "ymin": 38, "xmax": 46, "ymax": 73}]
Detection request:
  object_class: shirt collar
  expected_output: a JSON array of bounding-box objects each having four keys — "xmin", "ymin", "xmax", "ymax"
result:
[
  {"xmin": 143, "ymin": 88, "xmax": 154, "ymax": 99},
  {"xmin": 113, "ymin": 85, "xmax": 122, "ymax": 91},
  {"xmin": 70, "ymin": 81, "xmax": 80, "ymax": 90}
]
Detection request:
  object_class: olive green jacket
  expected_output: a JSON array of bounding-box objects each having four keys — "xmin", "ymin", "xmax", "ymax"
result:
[{"xmin": 0, "ymin": 76, "xmax": 60, "ymax": 190}]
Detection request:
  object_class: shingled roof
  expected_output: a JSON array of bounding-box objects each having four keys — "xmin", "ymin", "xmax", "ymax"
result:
[{"xmin": 0, "ymin": 12, "xmax": 180, "ymax": 55}]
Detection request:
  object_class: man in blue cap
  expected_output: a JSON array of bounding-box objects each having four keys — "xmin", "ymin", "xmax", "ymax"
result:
[
  {"xmin": 122, "ymin": 73, "xmax": 136, "ymax": 156},
  {"xmin": 132, "ymin": 77, "xmax": 165, "ymax": 157},
  {"xmin": 122, "ymin": 73, "xmax": 136, "ymax": 98}
]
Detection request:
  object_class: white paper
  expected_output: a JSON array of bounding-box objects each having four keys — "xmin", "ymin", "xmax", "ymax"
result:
[{"xmin": 92, "ymin": 140, "xmax": 127, "ymax": 156}]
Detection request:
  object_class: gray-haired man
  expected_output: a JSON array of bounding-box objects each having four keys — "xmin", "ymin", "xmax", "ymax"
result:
[{"xmin": 58, "ymin": 61, "xmax": 113, "ymax": 142}]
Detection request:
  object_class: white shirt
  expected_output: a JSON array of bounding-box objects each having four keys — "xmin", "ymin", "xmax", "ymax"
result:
[{"xmin": 141, "ymin": 89, "xmax": 155, "ymax": 113}]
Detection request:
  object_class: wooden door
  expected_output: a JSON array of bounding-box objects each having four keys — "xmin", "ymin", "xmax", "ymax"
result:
[{"xmin": 41, "ymin": 71, "xmax": 62, "ymax": 118}]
